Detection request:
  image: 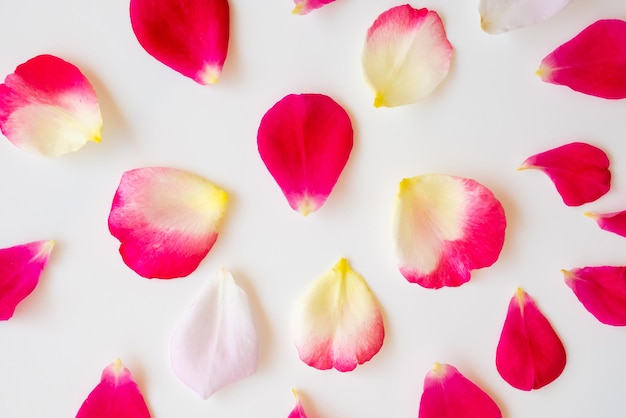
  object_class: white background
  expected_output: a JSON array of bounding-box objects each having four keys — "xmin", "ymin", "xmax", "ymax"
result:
[{"xmin": 0, "ymin": 0, "xmax": 626, "ymax": 417}]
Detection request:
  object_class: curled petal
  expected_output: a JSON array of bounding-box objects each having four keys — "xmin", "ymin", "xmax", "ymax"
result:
[
  {"xmin": 257, "ymin": 93, "xmax": 353, "ymax": 216},
  {"xmin": 292, "ymin": 0, "xmax": 335, "ymax": 15},
  {"xmin": 393, "ymin": 174, "xmax": 506, "ymax": 289},
  {"xmin": 537, "ymin": 20, "xmax": 626, "ymax": 99},
  {"xmin": 288, "ymin": 389, "xmax": 309, "ymax": 418},
  {"xmin": 586, "ymin": 210, "xmax": 626, "ymax": 237},
  {"xmin": 519, "ymin": 142, "xmax": 610, "ymax": 206},
  {"xmin": 293, "ymin": 258, "xmax": 384, "ymax": 372},
  {"xmin": 130, "ymin": 0, "xmax": 229, "ymax": 84},
  {"xmin": 108, "ymin": 167, "xmax": 227, "ymax": 279},
  {"xmin": 362, "ymin": 5, "xmax": 453, "ymax": 107},
  {"xmin": 170, "ymin": 269, "xmax": 258, "ymax": 399},
  {"xmin": 496, "ymin": 289, "xmax": 566, "ymax": 390},
  {"xmin": 0, "ymin": 55, "xmax": 102, "ymax": 157},
  {"xmin": 479, "ymin": 0, "xmax": 572, "ymax": 34},
  {"xmin": 418, "ymin": 363, "xmax": 502, "ymax": 418}
]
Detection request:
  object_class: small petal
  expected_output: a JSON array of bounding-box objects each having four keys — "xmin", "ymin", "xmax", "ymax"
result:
[
  {"xmin": 292, "ymin": 0, "xmax": 335, "ymax": 15},
  {"xmin": 496, "ymin": 288, "xmax": 566, "ymax": 390},
  {"xmin": 393, "ymin": 174, "xmax": 506, "ymax": 289},
  {"xmin": 76, "ymin": 359, "xmax": 151, "ymax": 418},
  {"xmin": 519, "ymin": 142, "xmax": 610, "ymax": 206},
  {"xmin": 0, "ymin": 240, "xmax": 54, "ymax": 320},
  {"xmin": 537, "ymin": 20, "xmax": 626, "ymax": 99},
  {"xmin": 257, "ymin": 93, "xmax": 353, "ymax": 216},
  {"xmin": 362, "ymin": 5, "xmax": 453, "ymax": 107},
  {"xmin": 0, "ymin": 55, "xmax": 102, "ymax": 157},
  {"xmin": 586, "ymin": 210, "xmax": 626, "ymax": 238},
  {"xmin": 563, "ymin": 266, "xmax": 626, "ymax": 326},
  {"xmin": 170, "ymin": 269, "xmax": 258, "ymax": 399},
  {"xmin": 288, "ymin": 389, "xmax": 309, "ymax": 418},
  {"xmin": 479, "ymin": 0, "xmax": 572, "ymax": 34},
  {"xmin": 293, "ymin": 258, "xmax": 384, "ymax": 372},
  {"xmin": 130, "ymin": 0, "xmax": 229, "ymax": 84},
  {"xmin": 418, "ymin": 363, "xmax": 502, "ymax": 418},
  {"xmin": 108, "ymin": 167, "xmax": 227, "ymax": 279}
]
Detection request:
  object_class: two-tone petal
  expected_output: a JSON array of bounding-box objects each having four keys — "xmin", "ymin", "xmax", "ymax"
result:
[
  {"xmin": 288, "ymin": 389, "xmax": 309, "ymax": 418},
  {"xmin": 586, "ymin": 210, "xmax": 626, "ymax": 238},
  {"xmin": 108, "ymin": 167, "xmax": 227, "ymax": 279},
  {"xmin": 479, "ymin": 0, "xmax": 572, "ymax": 34},
  {"xmin": 292, "ymin": 0, "xmax": 335, "ymax": 15}
]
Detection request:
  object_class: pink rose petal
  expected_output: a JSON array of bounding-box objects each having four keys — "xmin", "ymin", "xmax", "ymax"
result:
[
  {"xmin": 288, "ymin": 389, "xmax": 309, "ymax": 418},
  {"xmin": 586, "ymin": 210, "xmax": 626, "ymax": 237},
  {"xmin": 292, "ymin": 0, "xmax": 335, "ymax": 15},
  {"xmin": 257, "ymin": 93, "xmax": 353, "ymax": 216}
]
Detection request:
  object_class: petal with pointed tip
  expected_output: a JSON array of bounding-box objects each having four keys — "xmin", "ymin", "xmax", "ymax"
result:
[
  {"xmin": 170, "ymin": 269, "xmax": 258, "ymax": 399},
  {"xmin": 0, "ymin": 55, "xmax": 102, "ymax": 157},
  {"xmin": 586, "ymin": 210, "xmax": 626, "ymax": 238},
  {"xmin": 288, "ymin": 389, "xmax": 309, "ymax": 418},
  {"xmin": 496, "ymin": 289, "xmax": 566, "ymax": 390},
  {"xmin": 479, "ymin": 0, "xmax": 572, "ymax": 34},
  {"xmin": 292, "ymin": 0, "xmax": 335, "ymax": 15},
  {"xmin": 257, "ymin": 93, "xmax": 353, "ymax": 216},
  {"xmin": 293, "ymin": 258, "xmax": 384, "ymax": 372},
  {"xmin": 108, "ymin": 167, "xmax": 227, "ymax": 279}
]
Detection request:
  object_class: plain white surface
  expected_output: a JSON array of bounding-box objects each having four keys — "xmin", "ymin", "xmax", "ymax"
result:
[{"xmin": 1, "ymin": 0, "xmax": 626, "ymax": 417}]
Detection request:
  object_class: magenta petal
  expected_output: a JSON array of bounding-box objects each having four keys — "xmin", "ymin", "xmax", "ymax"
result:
[
  {"xmin": 292, "ymin": 0, "xmax": 335, "ymax": 15},
  {"xmin": 288, "ymin": 389, "xmax": 309, "ymax": 418},
  {"xmin": 586, "ymin": 210, "xmax": 626, "ymax": 237},
  {"xmin": 257, "ymin": 93, "xmax": 353, "ymax": 216}
]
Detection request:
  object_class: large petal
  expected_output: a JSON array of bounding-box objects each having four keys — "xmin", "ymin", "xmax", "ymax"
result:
[
  {"xmin": 108, "ymin": 167, "xmax": 227, "ymax": 279},
  {"xmin": 479, "ymin": 0, "xmax": 572, "ymax": 34},
  {"xmin": 361, "ymin": 5, "xmax": 453, "ymax": 108},
  {"xmin": 496, "ymin": 289, "xmax": 566, "ymax": 390},
  {"xmin": 257, "ymin": 93, "xmax": 353, "ymax": 216},
  {"xmin": 292, "ymin": 258, "xmax": 384, "ymax": 372},
  {"xmin": 170, "ymin": 269, "xmax": 258, "ymax": 399},
  {"xmin": 76, "ymin": 359, "xmax": 151, "ymax": 418},
  {"xmin": 130, "ymin": 0, "xmax": 229, "ymax": 84},
  {"xmin": 537, "ymin": 20, "xmax": 626, "ymax": 99},
  {"xmin": 292, "ymin": 0, "xmax": 335, "ymax": 15},
  {"xmin": 288, "ymin": 389, "xmax": 309, "ymax": 418},
  {"xmin": 519, "ymin": 142, "xmax": 610, "ymax": 206},
  {"xmin": 418, "ymin": 363, "xmax": 502, "ymax": 418},
  {"xmin": 586, "ymin": 210, "xmax": 626, "ymax": 238},
  {"xmin": 0, "ymin": 240, "xmax": 54, "ymax": 320},
  {"xmin": 0, "ymin": 55, "xmax": 102, "ymax": 157},
  {"xmin": 392, "ymin": 174, "xmax": 506, "ymax": 289}
]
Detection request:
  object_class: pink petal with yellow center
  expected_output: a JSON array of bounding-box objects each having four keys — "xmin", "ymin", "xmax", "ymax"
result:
[
  {"xmin": 537, "ymin": 19, "xmax": 626, "ymax": 99},
  {"xmin": 362, "ymin": 5, "xmax": 453, "ymax": 107},
  {"xmin": 76, "ymin": 359, "xmax": 151, "ymax": 418},
  {"xmin": 108, "ymin": 167, "xmax": 227, "ymax": 279},
  {"xmin": 393, "ymin": 174, "xmax": 506, "ymax": 289},
  {"xmin": 586, "ymin": 210, "xmax": 626, "ymax": 237},
  {"xmin": 130, "ymin": 0, "xmax": 229, "ymax": 85},
  {"xmin": 520, "ymin": 142, "xmax": 610, "ymax": 206},
  {"xmin": 563, "ymin": 266, "xmax": 626, "ymax": 326},
  {"xmin": 418, "ymin": 363, "xmax": 502, "ymax": 418},
  {"xmin": 257, "ymin": 93, "xmax": 353, "ymax": 216},
  {"xmin": 0, "ymin": 55, "xmax": 102, "ymax": 157},
  {"xmin": 479, "ymin": 0, "xmax": 572, "ymax": 34},
  {"xmin": 292, "ymin": 0, "xmax": 335, "ymax": 15},
  {"xmin": 288, "ymin": 389, "xmax": 309, "ymax": 418},
  {"xmin": 293, "ymin": 258, "xmax": 384, "ymax": 372},
  {"xmin": 170, "ymin": 269, "xmax": 258, "ymax": 399},
  {"xmin": 496, "ymin": 288, "xmax": 566, "ymax": 391}
]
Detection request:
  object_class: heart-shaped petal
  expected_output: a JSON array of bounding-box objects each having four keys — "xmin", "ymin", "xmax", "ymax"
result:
[
  {"xmin": 479, "ymin": 0, "xmax": 572, "ymax": 34},
  {"xmin": 292, "ymin": 0, "xmax": 335, "ymax": 15},
  {"xmin": 586, "ymin": 210, "xmax": 626, "ymax": 238}
]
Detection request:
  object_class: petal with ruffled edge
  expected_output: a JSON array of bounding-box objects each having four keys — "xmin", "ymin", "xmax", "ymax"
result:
[
  {"xmin": 288, "ymin": 389, "xmax": 309, "ymax": 418},
  {"xmin": 130, "ymin": 0, "xmax": 229, "ymax": 85},
  {"xmin": 479, "ymin": 0, "xmax": 572, "ymax": 34},
  {"xmin": 0, "ymin": 55, "xmax": 102, "ymax": 157},
  {"xmin": 292, "ymin": 0, "xmax": 335, "ymax": 15},
  {"xmin": 293, "ymin": 258, "xmax": 384, "ymax": 372},
  {"xmin": 108, "ymin": 167, "xmax": 227, "ymax": 279},
  {"xmin": 586, "ymin": 210, "xmax": 626, "ymax": 238},
  {"xmin": 362, "ymin": 5, "xmax": 453, "ymax": 108},
  {"xmin": 257, "ymin": 93, "xmax": 353, "ymax": 216}
]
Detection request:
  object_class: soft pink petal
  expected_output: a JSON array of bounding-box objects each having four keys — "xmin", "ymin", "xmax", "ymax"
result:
[
  {"xmin": 419, "ymin": 363, "xmax": 502, "ymax": 418},
  {"xmin": 0, "ymin": 54, "xmax": 102, "ymax": 157},
  {"xmin": 496, "ymin": 289, "xmax": 566, "ymax": 390},
  {"xmin": 76, "ymin": 359, "xmax": 151, "ymax": 418},
  {"xmin": 563, "ymin": 266, "xmax": 626, "ymax": 326},
  {"xmin": 537, "ymin": 19, "xmax": 626, "ymax": 99},
  {"xmin": 292, "ymin": 0, "xmax": 335, "ymax": 15},
  {"xmin": 293, "ymin": 258, "xmax": 384, "ymax": 372},
  {"xmin": 479, "ymin": 0, "xmax": 572, "ymax": 34},
  {"xmin": 130, "ymin": 0, "xmax": 229, "ymax": 84},
  {"xmin": 288, "ymin": 389, "xmax": 309, "ymax": 418},
  {"xmin": 0, "ymin": 240, "xmax": 54, "ymax": 320},
  {"xmin": 108, "ymin": 167, "xmax": 227, "ymax": 279},
  {"xmin": 257, "ymin": 93, "xmax": 353, "ymax": 216},
  {"xmin": 586, "ymin": 210, "xmax": 626, "ymax": 237},
  {"xmin": 170, "ymin": 269, "xmax": 258, "ymax": 399},
  {"xmin": 520, "ymin": 142, "xmax": 610, "ymax": 206},
  {"xmin": 393, "ymin": 174, "xmax": 506, "ymax": 289}
]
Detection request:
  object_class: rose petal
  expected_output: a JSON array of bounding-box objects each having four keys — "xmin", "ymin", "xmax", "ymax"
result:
[
  {"xmin": 563, "ymin": 266, "xmax": 626, "ymax": 326},
  {"xmin": 361, "ymin": 5, "xmax": 453, "ymax": 107},
  {"xmin": 0, "ymin": 54, "xmax": 102, "ymax": 157},
  {"xmin": 108, "ymin": 167, "xmax": 227, "ymax": 279},
  {"xmin": 257, "ymin": 93, "xmax": 353, "ymax": 216},
  {"xmin": 293, "ymin": 258, "xmax": 384, "ymax": 372},
  {"xmin": 496, "ymin": 288, "xmax": 566, "ymax": 390},
  {"xmin": 479, "ymin": 0, "xmax": 572, "ymax": 34},
  {"xmin": 130, "ymin": 0, "xmax": 229, "ymax": 84},
  {"xmin": 537, "ymin": 19, "xmax": 626, "ymax": 99},
  {"xmin": 392, "ymin": 174, "xmax": 506, "ymax": 289},
  {"xmin": 292, "ymin": 0, "xmax": 335, "ymax": 15},
  {"xmin": 288, "ymin": 389, "xmax": 309, "ymax": 418},
  {"xmin": 519, "ymin": 142, "xmax": 610, "ymax": 206},
  {"xmin": 418, "ymin": 363, "xmax": 502, "ymax": 418},
  {"xmin": 76, "ymin": 359, "xmax": 151, "ymax": 418},
  {"xmin": 586, "ymin": 210, "xmax": 626, "ymax": 238},
  {"xmin": 170, "ymin": 269, "xmax": 258, "ymax": 399}
]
